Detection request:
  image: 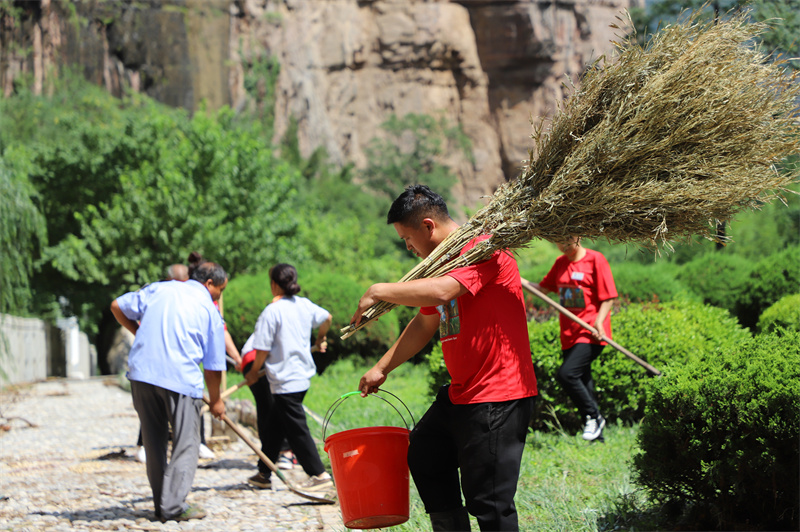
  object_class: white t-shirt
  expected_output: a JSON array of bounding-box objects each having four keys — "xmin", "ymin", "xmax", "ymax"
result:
[{"xmin": 251, "ymin": 296, "xmax": 330, "ymax": 394}]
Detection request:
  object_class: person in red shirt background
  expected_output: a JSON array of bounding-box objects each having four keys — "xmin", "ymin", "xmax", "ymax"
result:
[{"xmin": 531, "ymin": 236, "xmax": 617, "ymax": 441}]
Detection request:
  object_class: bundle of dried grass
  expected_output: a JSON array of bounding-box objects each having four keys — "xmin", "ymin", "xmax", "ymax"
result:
[{"xmin": 341, "ymin": 10, "xmax": 800, "ymax": 340}]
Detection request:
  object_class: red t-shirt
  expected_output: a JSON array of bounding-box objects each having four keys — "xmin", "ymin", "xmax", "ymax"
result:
[
  {"xmin": 421, "ymin": 236, "xmax": 538, "ymax": 404},
  {"xmin": 539, "ymin": 248, "xmax": 617, "ymax": 350}
]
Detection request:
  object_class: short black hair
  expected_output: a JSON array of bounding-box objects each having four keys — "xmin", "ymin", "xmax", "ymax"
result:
[
  {"xmin": 190, "ymin": 261, "xmax": 228, "ymax": 287},
  {"xmin": 386, "ymin": 184, "xmax": 450, "ymax": 227}
]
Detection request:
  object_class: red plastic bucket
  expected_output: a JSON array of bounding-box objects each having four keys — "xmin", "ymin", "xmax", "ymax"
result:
[
  {"xmin": 325, "ymin": 426, "xmax": 410, "ymax": 529},
  {"xmin": 322, "ymin": 391, "xmax": 415, "ymax": 529}
]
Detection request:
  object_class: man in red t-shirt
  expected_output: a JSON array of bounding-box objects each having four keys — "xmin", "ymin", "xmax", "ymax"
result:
[
  {"xmin": 531, "ymin": 236, "xmax": 617, "ymax": 441},
  {"xmin": 352, "ymin": 185, "xmax": 538, "ymax": 532}
]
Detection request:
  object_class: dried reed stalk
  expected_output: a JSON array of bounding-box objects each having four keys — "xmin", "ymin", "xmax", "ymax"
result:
[{"xmin": 341, "ymin": 10, "xmax": 800, "ymax": 340}]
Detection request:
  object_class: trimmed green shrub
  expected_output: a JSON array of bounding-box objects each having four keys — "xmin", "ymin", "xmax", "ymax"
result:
[
  {"xmin": 529, "ymin": 299, "xmax": 750, "ymax": 430},
  {"xmin": 612, "ymin": 260, "xmax": 695, "ymax": 303},
  {"xmin": 299, "ymin": 269, "xmax": 400, "ymax": 369},
  {"xmin": 221, "ymin": 270, "xmax": 271, "ymax": 350},
  {"xmin": 677, "ymin": 252, "xmax": 754, "ymax": 313},
  {"xmin": 425, "ymin": 342, "xmax": 448, "ymax": 398},
  {"xmin": 632, "ymin": 331, "xmax": 800, "ymax": 531},
  {"xmin": 757, "ymin": 293, "xmax": 800, "ymax": 335},
  {"xmin": 736, "ymin": 245, "xmax": 800, "ymax": 330}
]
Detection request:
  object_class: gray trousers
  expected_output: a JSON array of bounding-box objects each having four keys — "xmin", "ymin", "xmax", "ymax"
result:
[{"xmin": 131, "ymin": 380, "xmax": 201, "ymax": 519}]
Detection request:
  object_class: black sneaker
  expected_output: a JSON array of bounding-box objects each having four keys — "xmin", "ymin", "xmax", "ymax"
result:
[
  {"xmin": 248, "ymin": 472, "xmax": 272, "ymax": 489},
  {"xmin": 161, "ymin": 504, "xmax": 206, "ymax": 522}
]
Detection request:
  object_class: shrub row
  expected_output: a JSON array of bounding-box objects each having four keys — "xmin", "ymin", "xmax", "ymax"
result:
[
  {"xmin": 633, "ymin": 331, "xmax": 799, "ymax": 531},
  {"xmin": 424, "ymin": 298, "xmax": 752, "ymax": 431},
  {"xmin": 526, "ymin": 299, "xmax": 750, "ymax": 430}
]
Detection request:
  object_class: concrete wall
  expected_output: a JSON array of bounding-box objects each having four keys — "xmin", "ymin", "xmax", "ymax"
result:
[{"xmin": 0, "ymin": 313, "xmax": 96, "ymax": 388}]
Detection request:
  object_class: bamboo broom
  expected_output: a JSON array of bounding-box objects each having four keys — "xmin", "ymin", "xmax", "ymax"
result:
[{"xmin": 341, "ymin": 10, "xmax": 800, "ymax": 340}]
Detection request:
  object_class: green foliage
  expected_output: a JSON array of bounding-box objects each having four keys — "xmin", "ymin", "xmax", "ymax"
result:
[
  {"xmin": 749, "ymin": 0, "xmax": 800, "ymax": 70},
  {"xmin": 424, "ymin": 342, "xmax": 448, "ymax": 398},
  {"xmin": 361, "ymin": 113, "xmax": 468, "ymax": 203},
  {"xmin": 757, "ymin": 293, "xmax": 800, "ymax": 335},
  {"xmin": 218, "ymin": 270, "xmax": 271, "ymax": 350},
  {"xmin": 612, "ymin": 260, "xmax": 694, "ymax": 303},
  {"xmin": 238, "ymin": 54, "xmax": 280, "ymax": 138},
  {"xmin": 737, "ymin": 245, "xmax": 800, "ymax": 330},
  {"xmin": 1, "ymin": 74, "xmax": 303, "ymax": 334},
  {"xmin": 677, "ymin": 251, "xmax": 753, "ymax": 313},
  {"xmin": 515, "ymin": 240, "xmax": 563, "ymax": 288},
  {"xmin": 635, "ymin": 0, "xmax": 800, "ymax": 71},
  {"xmin": 0, "ymin": 148, "xmax": 47, "ymax": 314},
  {"xmin": 528, "ymin": 299, "xmax": 750, "ymax": 431},
  {"xmin": 633, "ymin": 331, "xmax": 800, "ymax": 531},
  {"xmin": 299, "ymin": 269, "xmax": 400, "ymax": 366}
]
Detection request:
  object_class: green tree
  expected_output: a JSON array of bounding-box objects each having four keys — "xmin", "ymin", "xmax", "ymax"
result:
[
  {"xmin": 37, "ymin": 105, "xmax": 302, "ymax": 333},
  {"xmin": 0, "ymin": 75, "xmax": 304, "ymax": 336},
  {"xmin": 0, "ymin": 148, "xmax": 46, "ymax": 314},
  {"xmin": 635, "ymin": 0, "xmax": 800, "ymax": 70},
  {"xmin": 361, "ymin": 113, "xmax": 470, "ymax": 203}
]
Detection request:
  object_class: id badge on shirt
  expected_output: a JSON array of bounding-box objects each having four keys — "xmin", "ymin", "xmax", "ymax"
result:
[{"xmin": 558, "ymin": 284, "xmax": 586, "ymax": 309}]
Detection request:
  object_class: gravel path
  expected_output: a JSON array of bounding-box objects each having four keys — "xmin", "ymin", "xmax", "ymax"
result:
[{"xmin": 0, "ymin": 378, "xmax": 345, "ymax": 531}]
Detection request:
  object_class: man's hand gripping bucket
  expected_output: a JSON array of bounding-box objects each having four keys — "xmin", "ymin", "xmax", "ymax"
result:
[{"xmin": 323, "ymin": 390, "xmax": 415, "ymax": 530}]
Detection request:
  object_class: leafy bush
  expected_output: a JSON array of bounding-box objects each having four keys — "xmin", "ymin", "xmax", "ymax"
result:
[
  {"xmin": 736, "ymin": 245, "xmax": 800, "ymax": 330},
  {"xmin": 612, "ymin": 260, "xmax": 694, "ymax": 303},
  {"xmin": 528, "ymin": 299, "xmax": 750, "ymax": 431},
  {"xmin": 424, "ymin": 342, "xmax": 448, "ymax": 398},
  {"xmin": 633, "ymin": 331, "xmax": 800, "ymax": 531},
  {"xmin": 677, "ymin": 251, "xmax": 753, "ymax": 313},
  {"xmin": 220, "ymin": 271, "xmax": 272, "ymax": 350},
  {"xmin": 757, "ymin": 293, "xmax": 800, "ymax": 335},
  {"xmin": 299, "ymin": 269, "xmax": 401, "ymax": 370}
]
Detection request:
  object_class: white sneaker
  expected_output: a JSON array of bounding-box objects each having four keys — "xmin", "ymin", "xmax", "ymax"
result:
[
  {"xmin": 277, "ymin": 453, "xmax": 295, "ymax": 470},
  {"xmin": 582, "ymin": 415, "xmax": 606, "ymax": 441},
  {"xmin": 299, "ymin": 473, "xmax": 334, "ymax": 492},
  {"xmin": 198, "ymin": 443, "xmax": 215, "ymax": 459},
  {"xmin": 136, "ymin": 446, "xmax": 147, "ymax": 463}
]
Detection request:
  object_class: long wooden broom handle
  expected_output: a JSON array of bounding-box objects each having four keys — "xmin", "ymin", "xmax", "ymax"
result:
[
  {"xmin": 520, "ymin": 277, "xmax": 661, "ymax": 377},
  {"xmin": 200, "ymin": 369, "xmax": 267, "ymax": 414},
  {"xmin": 201, "ymin": 398, "xmax": 336, "ymax": 504}
]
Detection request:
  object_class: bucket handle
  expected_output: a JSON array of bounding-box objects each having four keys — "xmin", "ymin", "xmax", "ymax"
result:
[{"xmin": 322, "ymin": 389, "xmax": 416, "ymax": 442}]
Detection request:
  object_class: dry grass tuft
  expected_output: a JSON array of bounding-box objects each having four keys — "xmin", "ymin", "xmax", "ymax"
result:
[{"xmin": 342, "ymin": 10, "xmax": 800, "ymax": 339}]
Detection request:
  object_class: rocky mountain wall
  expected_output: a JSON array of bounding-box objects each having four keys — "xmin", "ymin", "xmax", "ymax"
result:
[{"xmin": 1, "ymin": 0, "xmax": 641, "ymax": 207}]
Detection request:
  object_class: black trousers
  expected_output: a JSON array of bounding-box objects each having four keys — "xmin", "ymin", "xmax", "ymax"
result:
[
  {"xmin": 557, "ymin": 343, "xmax": 605, "ymax": 419},
  {"xmin": 243, "ymin": 361, "xmax": 275, "ymax": 475},
  {"xmin": 408, "ymin": 385, "xmax": 534, "ymax": 531},
  {"xmin": 263, "ymin": 390, "xmax": 326, "ymax": 477}
]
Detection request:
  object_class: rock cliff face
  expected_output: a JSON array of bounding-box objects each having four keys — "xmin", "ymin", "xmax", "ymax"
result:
[{"xmin": 1, "ymin": 0, "xmax": 641, "ymax": 206}]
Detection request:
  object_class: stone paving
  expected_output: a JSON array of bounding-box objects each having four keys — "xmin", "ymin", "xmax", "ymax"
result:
[{"xmin": 0, "ymin": 378, "xmax": 345, "ymax": 531}]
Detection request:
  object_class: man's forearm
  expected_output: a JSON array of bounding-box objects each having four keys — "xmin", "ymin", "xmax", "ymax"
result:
[
  {"xmin": 376, "ymin": 313, "xmax": 438, "ymax": 375},
  {"xmin": 372, "ymin": 277, "xmax": 466, "ymax": 308},
  {"xmin": 204, "ymin": 369, "xmax": 222, "ymax": 402},
  {"xmin": 110, "ymin": 300, "xmax": 139, "ymax": 336}
]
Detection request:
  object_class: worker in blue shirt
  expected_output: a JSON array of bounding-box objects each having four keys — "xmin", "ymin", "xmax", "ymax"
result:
[{"xmin": 111, "ymin": 261, "xmax": 228, "ymax": 523}]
